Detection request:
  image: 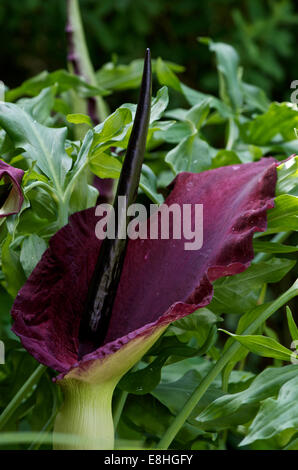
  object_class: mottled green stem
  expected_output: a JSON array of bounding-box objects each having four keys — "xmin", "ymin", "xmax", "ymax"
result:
[{"xmin": 67, "ymin": 0, "xmax": 108, "ymax": 122}]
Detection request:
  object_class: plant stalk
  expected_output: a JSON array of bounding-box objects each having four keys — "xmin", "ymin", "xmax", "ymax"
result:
[
  {"xmin": 54, "ymin": 378, "xmax": 117, "ymax": 450},
  {"xmin": 66, "ymin": 0, "xmax": 108, "ymax": 122},
  {"xmin": 157, "ymin": 279, "xmax": 298, "ymax": 449},
  {"xmin": 0, "ymin": 364, "xmax": 46, "ymax": 431}
]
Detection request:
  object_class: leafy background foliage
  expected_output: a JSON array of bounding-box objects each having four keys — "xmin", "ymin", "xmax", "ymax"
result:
[
  {"xmin": 0, "ymin": 0, "xmax": 298, "ymax": 452},
  {"xmin": 1, "ymin": 0, "xmax": 298, "ymax": 100}
]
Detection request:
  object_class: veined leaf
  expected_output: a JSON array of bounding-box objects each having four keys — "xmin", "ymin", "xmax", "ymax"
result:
[
  {"xmin": 156, "ymin": 57, "xmax": 182, "ymax": 93},
  {"xmin": 240, "ymin": 376, "xmax": 298, "ymax": 446},
  {"xmin": 89, "ymin": 152, "xmax": 122, "ymax": 179},
  {"xmin": 153, "ymin": 363, "xmax": 254, "ymax": 423},
  {"xmin": 182, "ymin": 83, "xmax": 232, "ymax": 118},
  {"xmin": 67, "ymin": 113, "xmax": 92, "ymax": 127},
  {"xmin": 276, "ymin": 154, "xmax": 298, "ymax": 197},
  {"xmin": 200, "ymin": 39, "xmax": 243, "ymax": 112},
  {"xmin": 266, "ymin": 194, "xmax": 298, "ymax": 233},
  {"xmin": 150, "ymin": 87, "xmax": 169, "ymax": 123},
  {"xmin": 153, "ymin": 121, "xmax": 193, "ymax": 144},
  {"xmin": 0, "ymin": 102, "xmax": 71, "ymax": 195},
  {"xmin": 140, "ymin": 165, "xmax": 164, "ymax": 205},
  {"xmin": 93, "ymin": 108, "xmax": 132, "ymax": 147},
  {"xmin": 20, "ymin": 235, "xmax": 47, "ymax": 278},
  {"xmin": 211, "ymin": 150, "xmax": 241, "ymax": 168},
  {"xmin": 253, "ymin": 240, "xmax": 298, "ymax": 254},
  {"xmin": 166, "ymin": 131, "xmax": 215, "ymax": 174},
  {"xmin": 242, "ymin": 102, "xmax": 298, "ymax": 146},
  {"xmin": 6, "ymin": 69, "xmax": 108, "ymax": 102},
  {"xmin": 96, "ymin": 58, "xmax": 184, "ymax": 92},
  {"xmin": 17, "ymin": 87, "xmax": 56, "ymax": 125},
  {"xmin": 219, "ymin": 330, "xmax": 296, "ymax": 362},
  {"xmin": 195, "ymin": 365, "xmax": 298, "ymax": 429},
  {"xmin": 286, "ymin": 306, "xmax": 298, "ymax": 342},
  {"xmin": 185, "ymin": 99, "xmax": 211, "ymax": 129},
  {"xmin": 1, "ymin": 235, "xmax": 26, "ymax": 297},
  {"xmin": 210, "ymin": 258, "xmax": 295, "ymax": 314}
]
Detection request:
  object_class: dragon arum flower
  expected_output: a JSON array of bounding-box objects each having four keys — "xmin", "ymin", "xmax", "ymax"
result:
[
  {"xmin": 0, "ymin": 160, "xmax": 24, "ymax": 218},
  {"xmin": 10, "ymin": 52, "xmax": 278, "ymax": 449}
]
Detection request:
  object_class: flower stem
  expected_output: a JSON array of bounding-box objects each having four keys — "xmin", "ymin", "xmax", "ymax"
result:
[
  {"xmin": 113, "ymin": 390, "xmax": 129, "ymax": 430},
  {"xmin": 157, "ymin": 279, "xmax": 298, "ymax": 449},
  {"xmin": 0, "ymin": 364, "xmax": 46, "ymax": 431},
  {"xmin": 57, "ymin": 198, "xmax": 69, "ymax": 228},
  {"xmin": 54, "ymin": 326, "xmax": 166, "ymax": 450},
  {"xmin": 67, "ymin": 0, "xmax": 108, "ymax": 122},
  {"xmin": 54, "ymin": 378, "xmax": 118, "ymax": 450}
]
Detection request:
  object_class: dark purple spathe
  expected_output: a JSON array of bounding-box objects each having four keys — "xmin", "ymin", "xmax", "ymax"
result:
[
  {"xmin": 0, "ymin": 159, "xmax": 24, "ymax": 217},
  {"xmin": 11, "ymin": 158, "xmax": 277, "ymax": 377}
]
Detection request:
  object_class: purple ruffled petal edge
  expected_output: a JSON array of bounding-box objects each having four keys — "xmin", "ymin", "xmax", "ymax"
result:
[{"xmin": 11, "ymin": 158, "xmax": 279, "ymax": 380}]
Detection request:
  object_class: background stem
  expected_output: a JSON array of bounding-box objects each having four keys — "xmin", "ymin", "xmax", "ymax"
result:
[
  {"xmin": 157, "ymin": 279, "xmax": 298, "ymax": 449},
  {"xmin": 67, "ymin": 0, "xmax": 108, "ymax": 122},
  {"xmin": 0, "ymin": 364, "xmax": 46, "ymax": 431},
  {"xmin": 113, "ymin": 390, "xmax": 128, "ymax": 430}
]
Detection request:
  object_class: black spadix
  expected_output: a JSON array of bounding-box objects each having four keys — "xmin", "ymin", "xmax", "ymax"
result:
[{"xmin": 78, "ymin": 49, "xmax": 152, "ymax": 357}]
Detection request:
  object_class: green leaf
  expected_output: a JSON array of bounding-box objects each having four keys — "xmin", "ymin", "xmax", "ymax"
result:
[
  {"xmin": 200, "ymin": 39, "xmax": 243, "ymax": 111},
  {"xmin": 240, "ymin": 376, "xmax": 298, "ymax": 446},
  {"xmin": 266, "ymin": 195, "xmax": 298, "ymax": 233},
  {"xmin": 156, "ymin": 57, "xmax": 182, "ymax": 93},
  {"xmin": 97, "ymin": 59, "xmax": 145, "ymax": 91},
  {"xmin": 210, "ymin": 258, "xmax": 296, "ymax": 314},
  {"xmin": 17, "ymin": 87, "xmax": 56, "ymax": 125},
  {"xmin": 253, "ymin": 240, "xmax": 298, "ymax": 254},
  {"xmin": 153, "ymin": 369, "xmax": 223, "ymax": 419},
  {"xmin": 276, "ymin": 155, "xmax": 298, "ymax": 197},
  {"xmin": 242, "ymin": 82, "xmax": 269, "ymax": 112},
  {"xmin": 140, "ymin": 165, "xmax": 164, "ymax": 205},
  {"xmin": 96, "ymin": 58, "xmax": 184, "ymax": 91},
  {"xmin": 286, "ymin": 306, "xmax": 298, "ymax": 342},
  {"xmin": 69, "ymin": 169, "xmax": 99, "ymax": 214},
  {"xmin": 20, "ymin": 235, "xmax": 47, "ymax": 278},
  {"xmin": 195, "ymin": 365, "xmax": 298, "ymax": 429},
  {"xmin": 242, "ymin": 102, "xmax": 298, "ymax": 146},
  {"xmin": 211, "ymin": 150, "xmax": 241, "ymax": 168},
  {"xmin": 93, "ymin": 108, "xmax": 132, "ymax": 147},
  {"xmin": 1, "ymin": 235, "xmax": 26, "ymax": 297},
  {"xmin": 5, "ymin": 70, "xmax": 108, "ymax": 102},
  {"xmin": 165, "ymin": 131, "xmax": 215, "ymax": 174},
  {"xmin": 184, "ymin": 99, "xmax": 211, "ymax": 129},
  {"xmin": 122, "ymin": 393, "xmax": 200, "ymax": 445},
  {"xmin": 219, "ymin": 329, "xmax": 296, "ymax": 362},
  {"xmin": 147, "ymin": 86, "xmax": 169, "ymax": 124},
  {"xmin": 221, "ymin": 302, "xmax": 275, "ymax": 389},
  {"xmin": 89, "ymin": 152, "xmax": 122, "ymax": 179},
  {"xmin": 171, "ymin": 308, "xmax": 221, "ymax": 351},
  {"xmin": 152, "ymin": 360, "xmax": 253, "ymax": 423},
  {"xmin": 119, "ymin": 356, "xmax": 167, "ymax": 395},
  {"xmin": 236, "ymin": 303, "xmax": 274, "ymax": 336},
  {"xmin": 153, "ymin": 121, "xmax": 193, "ymax": 144},
  {"xmin": 0, "ymin": 103, "xmax": 71, "ymax": 196},
  {"xmin": 66, "ymin": 113, "xmax": 92, "ymax": 127},
  {"xmin": 181, "ymin": 84, "xmax": 232, "ymax": 118}
]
